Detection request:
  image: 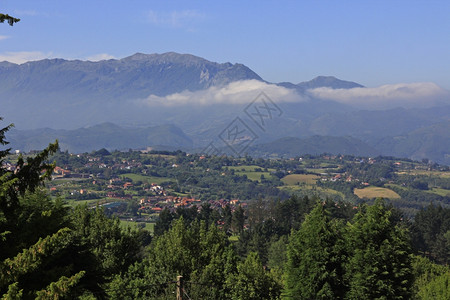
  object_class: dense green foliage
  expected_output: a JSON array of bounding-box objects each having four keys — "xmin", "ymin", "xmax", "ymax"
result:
[
  {"xmin": 345, "ymin": 200, "xmax": 413, "ymax": 299},
  {"xmin": 285, "ymin": 204, "xmax": 346, "ymax": 299},
  {"xmin": 284, "ymin": 200, "xmax": 415, "ymax": 299},
  {"xmin": 412, "ymin": 204, "xmax": 450, "ymax": 264}
]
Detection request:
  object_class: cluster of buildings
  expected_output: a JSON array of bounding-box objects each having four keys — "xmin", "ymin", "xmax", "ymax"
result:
[{"xmin": 138, "ymin": 196, "xmax": 243, "ymax": 214}]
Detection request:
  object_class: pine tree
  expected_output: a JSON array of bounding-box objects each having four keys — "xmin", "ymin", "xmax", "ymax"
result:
[
  {"xmin": 284, "ymin": 202, "xmax": 347, "ymax": 299},
  {"xmin": 0, "ymin": 120, "xmax": 87, "ymax": 298},
  {"xmin": 231, "ymin": 205, "xmax": 245, "ymax": 234},
  {"xmin": 227, "ymin": 252, "xmax": 281, "ymax": 300},
  {"xmin": 345, "ymin": 199, "xmax": 413, "ymax": 299}
]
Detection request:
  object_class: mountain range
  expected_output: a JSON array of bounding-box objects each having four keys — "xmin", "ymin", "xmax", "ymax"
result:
[{"xmin": 1, "ymin": 52, "xmax": 449, "ymax": 164}]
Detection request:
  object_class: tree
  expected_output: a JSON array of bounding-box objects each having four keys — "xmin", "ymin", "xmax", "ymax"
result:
[
  {"xmin": 108, "ymin": 219, "xmax": 234, "ymax": 299},
  {"xmin": 231, "ymin": 205, "xmax": 245, "ymax": 234},
  {"xmin": 0, "ymin": 14, "xmax": 20, "ymax": 26},
  {"xmin": 345, "ymin": 199, "xmax": 413, "ymax": 299},
  {"xmin": 70, "ymin": 205, "xmax": 143, "ymax": 278},
  {"xmin": 222, "ymin": 204, "xmax": 233, "ymax": 234},
  {"xmin": 153, "ymin": 208, "xmax": 174, "ymax": 236},
  {"xmin": 284, "ymin": 203, "xmax": 347, "ymax": 299},
  {"xmin": 412, "ymin": 255, "xmax": 450, "ymax": 299},
  {"xmin": 226, "ymin": 252, "xmax": 281, "ymax": 300},
  {"xmin": 416, "ymin": 270, "xmax": 450, "ymax": 299},
  {"xmin": 1, "ymin": 190, "xmax": 69, "ymax": 260},
  {"xmin": 0, "ymin": 121, "xmax": 58, "ymax": 221},
  {"xmin": 1, "ymin": 121, "xmax": 58, "ymax": 251},
  {"xmin": 412, "ymin": 204, "xmax": 450, "ymax": 264}
]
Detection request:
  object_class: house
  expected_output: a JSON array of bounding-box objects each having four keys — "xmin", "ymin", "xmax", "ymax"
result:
[{"xmin": 123, "ymin": 182, "xmax": 134, "ymax": 189}]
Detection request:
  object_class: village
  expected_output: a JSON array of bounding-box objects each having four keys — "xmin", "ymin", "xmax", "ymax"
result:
[{"xmin": 4, "ymin": 148, "xmax": 448, "ymax": 226}]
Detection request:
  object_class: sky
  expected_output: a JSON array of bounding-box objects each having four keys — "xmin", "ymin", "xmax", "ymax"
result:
[{"xmin": 1, "ymin": 0, "xmax": 450, "ymax": 89}]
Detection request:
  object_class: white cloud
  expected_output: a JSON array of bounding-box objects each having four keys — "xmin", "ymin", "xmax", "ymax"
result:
[
  {"xmin": 138, "ymin": 80, "xmax": 306, "ymax": 107},
  {"xmin": 85, "ymin": 53, "xmax": 116, "ymax": 61},
  {"xmin": 146, "ymin": 9, "xmax": 205, "ymax": 30},
  {"xmin": 307, "ymin": 82, "xmax": 450, "ymax": 108},
  {"xmin": 0, "ymin": 36, "xmax": 9, "ymax": 41},
  {"xmin": 0, "ymin": 51, "xmax": 54, "ymax": 64}
]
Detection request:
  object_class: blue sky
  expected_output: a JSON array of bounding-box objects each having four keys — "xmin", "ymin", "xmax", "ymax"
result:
[{"xmin": 1, "ymin": 0, "xmax": 450, "ymax": 89}]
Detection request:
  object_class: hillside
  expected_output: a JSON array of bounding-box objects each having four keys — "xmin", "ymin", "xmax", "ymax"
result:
[
  {"xmin": 8, "ymin": 123, "xmax": 193, "ymax": 153},
  {"xmin": 248, "ymin": 136, "xmax": 380, "ymax": 158},
  {"xmin": 369, "ymin": 121, "xmax": 450, "ymax": 165}
]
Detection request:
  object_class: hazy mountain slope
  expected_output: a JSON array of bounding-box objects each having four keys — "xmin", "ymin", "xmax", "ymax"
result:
[
  {"xmin": 7, "ymin": 123, "xmax": 193, "ymax": 153},
  {"xmin": 368, "ymin": 121, "xmax": 450, "ymax": 165},
  {"xmin": 308, "ymin": 106, "xmax": 450, "ymax": 137},
  {"xmin": 248, "ymin": 136, "xmax": 380, "ymax": 158}
]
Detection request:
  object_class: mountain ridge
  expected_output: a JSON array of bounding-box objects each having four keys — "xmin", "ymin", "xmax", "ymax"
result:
[{"xmin": 1, "ymin": 52, "xmax": 449, "ymax": 164}]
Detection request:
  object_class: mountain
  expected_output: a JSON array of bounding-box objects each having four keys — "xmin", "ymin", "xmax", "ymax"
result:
[
  {"xmin": 297, "ymin": 75, "xmax": 364, "ymax": 90},
  {"xmin": 277, "ymin": 76, "xmax": 363, "ymax": 93},
  {"xmin": 248, "ymin": 136, "xmax": 380, "ymax": 158},
  {"xmin": 1, "ymin": 52, "xmax": 449, "ymax": 164},
  {"xmin": 0, "ymin": 52, "xmax": 262, "ymax": 129},
  {"xmin": 7, "ymin": 123, "xmax": 193, "ymax": 153},
  {"xmin": 0, "ymin": 52, "xmax": 262, "ymax": 98},
  {"xmin": 368, "ymin": 121, "xmax": 450, "ymax": 165}
]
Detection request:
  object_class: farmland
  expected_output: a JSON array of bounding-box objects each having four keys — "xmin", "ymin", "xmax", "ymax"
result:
[{"xmin": 354, "ymin": 187, "xmax": 401, "ymax": 199}]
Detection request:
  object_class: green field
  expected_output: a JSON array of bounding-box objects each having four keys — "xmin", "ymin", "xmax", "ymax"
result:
[
  {"xmin": 397, "ymin": 170, "xmax": 450, "ymax": 178},
  {"xmin": 306, "ymin": 168, "xmax": 332, "ymax": 175},
  {"xmin": 281, "ymin": 174, "xmax": 320, "ymax": 185},
  {"xmin": 279, "ymin": 185, "xmax": 345, "ymax": 199},
  {"xmin": 228, "ymin": 165, "xmax": 274, "ymax": 182},
  {"xmin": 228, "ymin": 165, "xmax": 275, "ymax": 172},
  {"xmin": 119, "ymin": 220, "xmax": 155, "ymax": 233},
  {"xmin": 427, "ymin": 188, "xmax": 450, "ymax": 197},
  {"xmin": 121, "ymin": 173, "xmax": 170, "ymax": 184},
  {"xmin": 143, "ymin": 154, "xmax": 176, "ymax": 159},
  {"xmin": 65, "ymin": 199, "xmax": 105, "ymax": 207},
  {"xmin": 354, "ymin": 187, "xmax": 401, "ymax": 199}
]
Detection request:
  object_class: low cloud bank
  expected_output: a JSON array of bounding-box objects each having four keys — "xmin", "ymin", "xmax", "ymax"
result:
[
  {"xmin": 138, "ymin": 80, "xmax": 307, "ymax": 106},
  {"xmin": 308, "ymin": 82, "xmax": 450, "ymax": 108},
  {"xmin": 138, "ymin": 80, "xmax": 449, "ymax": 109}
]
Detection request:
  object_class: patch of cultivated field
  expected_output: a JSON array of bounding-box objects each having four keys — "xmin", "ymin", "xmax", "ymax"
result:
[
  {"xmin": 121, "ymin": 173, "xmax": 169, "ymax": 184},
  {"xmin": 228, "ymin": 165, "xmax": 275, "ymax": 172},
  {"xmin": 427, "ymin": 188, "xmax": 450, "ymax": 197},
  {"xmin": 354, "ymin": 186, "xmax": 401, "ymax": 199},
  {"xmin": 228, "ymin": 165, "xmax": 275, "ymax": 182},
  {"xmin": 119, "ymin": 220, "xmax": 155, "ymax": 233},
  {"xmin": 397, "ymin": 170, "xmax": 450, "ymax": 178},
  {"xmin": 282, "ymin": 174, "xmax": 320, "ymax": 185},
  {"xmin": 279, "ymin": 185, "xmax": 345, "ymax": 198}
]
